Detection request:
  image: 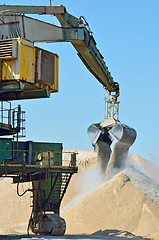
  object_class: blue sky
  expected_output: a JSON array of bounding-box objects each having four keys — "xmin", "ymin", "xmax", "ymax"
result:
[{"xmin": 2, "ymin": 0, "xmax": 159, "ymax": 165}]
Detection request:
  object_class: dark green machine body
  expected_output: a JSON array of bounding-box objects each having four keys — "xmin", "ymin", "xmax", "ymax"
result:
[
  {"xmin": 0, "ymin": 138, "xmax": 77, "ymax": 235},
  {"xmin": 0, "ymin": 138, "xmax": 63, "ymax": 205},
  {"xmin": 0, "ymin": 138, "xmax": 12, "ymax": 160},
  {"xmin": 0, "ymin": 138, "xmax": 62, "ymax": 163},
  {"xmin": 0, "ymin": 138, "xmax": 63, "ymax": 209}
]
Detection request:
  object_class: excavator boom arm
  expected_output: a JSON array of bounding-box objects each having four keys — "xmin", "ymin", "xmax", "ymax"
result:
[{"xmin": 55, "ymin": 10, "xmax": 119, "ymax": 96}]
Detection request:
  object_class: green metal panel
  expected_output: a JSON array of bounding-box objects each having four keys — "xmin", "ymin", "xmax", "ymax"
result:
[
  {"xmin": 0, "ymin": 139, "xmax": 63, "ymax": 165},
  {"xmin": 0, "ymin": 138, "xmax": 12, "ymax": 163},
  {"xmin": 13, "ymin": 141, "xmax": 26, "ymax": 159},
  {"xmin": 31, "ymin": 142, "xmax": 63, "ymax": 210},
  {"xmin": 39, "ymin": 173, "xmax": 61, "ymax": 206},
  {"xmin": 0, "ymin": 81, "xmax": 25, "ymax": 92},
  {"xmin": 11, "ymin": 140, "xmax": 62, "ymax": 165},
  {"xmin": 32, "ymin": 142, "xmax": 62, "ymax": 166},
  {"xmin": 0, "ymin": 89, "xmax": 51, "ymax": 101}
]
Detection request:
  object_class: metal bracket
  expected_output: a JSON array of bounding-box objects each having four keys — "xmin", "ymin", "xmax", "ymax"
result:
[{"xmin": 105, "ymin": 93, "xmax": 120, "ymax": 121}]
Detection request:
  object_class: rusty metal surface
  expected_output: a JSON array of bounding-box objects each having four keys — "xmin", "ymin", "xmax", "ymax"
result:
[
  {"xmin": 0, "ymin": 5, "xmax": 65, "ymax": 15},
  {"xmin": 0, "ymin": 163, "xmax": 78, "ymax": 175}
]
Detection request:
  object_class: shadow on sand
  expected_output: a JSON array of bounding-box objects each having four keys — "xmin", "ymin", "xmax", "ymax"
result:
[
  {"xmin": 92, "ymin": 229, "xmax": 152, "ymax": 239},
  {"xmin": 0, "ymin": 235, "xmax": 103, "ymax": 240},
  {"xmin": 0, "ymin": 230, "xmax": 153, "ymax": 240}
]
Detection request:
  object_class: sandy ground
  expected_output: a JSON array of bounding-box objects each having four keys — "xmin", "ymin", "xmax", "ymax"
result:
[
  {"xmin": 0, "ymin": 178, "xmax": 31, "ymax": 234},
  {"xmin": 0, "ymin": 233, "xmax": 152, "ymax": 239}
]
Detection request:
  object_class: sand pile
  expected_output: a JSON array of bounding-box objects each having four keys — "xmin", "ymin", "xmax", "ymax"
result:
[
  {"xmin": 61, "ymin": 171, "xmax": 159, "ymax": 239},
  {"xmin": 128, "ymin": 154, "xmax": 159, "ymax": 183},
  {"xmin": 61, "ymin": 150, "xmax": 159, "ymax": 240},
  {"xmin": 0, "ymin": 178, "xmax": 31, "ymax": 234}
]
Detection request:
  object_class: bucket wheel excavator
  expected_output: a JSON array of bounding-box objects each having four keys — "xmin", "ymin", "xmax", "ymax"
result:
[{"xmin": 0, "ymin": 3, "xmax": 136, "ymax": 235}]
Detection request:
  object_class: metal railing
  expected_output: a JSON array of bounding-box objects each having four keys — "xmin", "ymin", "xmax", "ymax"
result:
[
  {"xmin": 0, "ymin": 101, "xmax": 11, "ymax": 126},
  {"xmin": 0, "ymin": 101, "xmax": 26, "ymax": 137},
  {"xmin": 0, "ymin": 148, "xmax": 77, "ymax": 168}
]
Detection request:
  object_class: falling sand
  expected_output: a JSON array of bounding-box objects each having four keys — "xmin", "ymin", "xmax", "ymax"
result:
[{"xmin": 61, "ymin": 150, "xmax": 159, "ymax": 240}]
